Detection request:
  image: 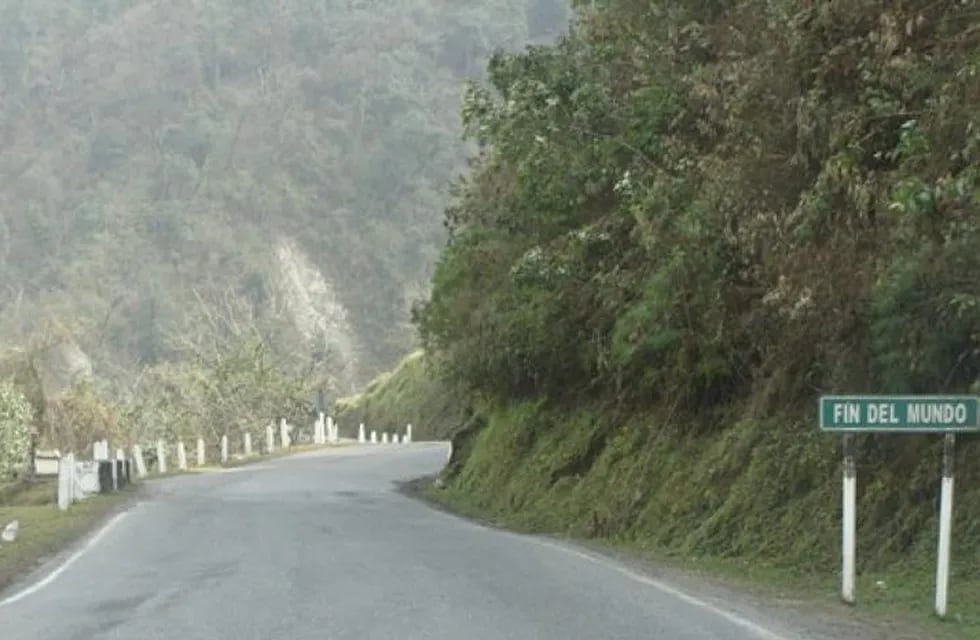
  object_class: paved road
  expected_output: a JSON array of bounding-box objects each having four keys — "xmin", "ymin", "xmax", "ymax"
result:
[{"xmin": 0, "ymin": 444, "xmax": 860, "ymax": 640}]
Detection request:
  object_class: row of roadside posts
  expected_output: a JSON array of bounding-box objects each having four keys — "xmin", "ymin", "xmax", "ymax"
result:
[
  {"xmin": 60, "ymin": 418, "xmax": 414, "ymax": 511},
  {"xmin": 819, "ymin": 394, "xmax": 979, "ymax": 618}
]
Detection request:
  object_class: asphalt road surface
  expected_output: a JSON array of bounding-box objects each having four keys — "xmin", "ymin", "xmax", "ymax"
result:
[{"xmin": 0, "ymin": 444, "xmax": 887, "ymax": 640}]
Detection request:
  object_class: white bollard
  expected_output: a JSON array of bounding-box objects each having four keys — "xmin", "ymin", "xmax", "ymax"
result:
[
  {"xmin": 358, "ymin": 423, "xmax": 366, "ymax": 444},
  {"xmin": 133, "ymin": 445, "xmax": 147, "ymax": 478},
  {"xmin": 382, "ymin": 432, "xmax": 389, "ymax": 444},
  {"xmin": 244, "ymin": 432, "xmax": 253, "ymax": 456},
  {"xmin": 327, "ymin": 416, "xmax": 337, "ymax": 444},
  {"xmin": 221, "ymin": 435, "xmax": 229, "ymax": 464},
  {"xmin": 266, "ymin": 424, "xmax": 276, "ymax": 453},
  {"xmin": 280, "ymin": 418, "xmax": 291, "ymax": 449},
  {"xmin": 197, "ymin": 438, "xmax": 206, "ymax": 466},
  {"xmin": 57, "ymin": 455, "xmax": 72, "ymax": 510},
  {"xmin": 156, "ymin": 440, "xmax": 167, "ymax": 474},
  {"xmin": 370, "ymin": 430, "xmax": 377, "ymax": 444},
  {"xmin": 406, "ymin": 424, "xmax": 413, "ymax": 444},
  {"xmin": 394, "ymin": 433, "xmax": 401, "ymax": 445},
  {"xmin": 177, "ymin": 441, "xmax": 188, "ymax": 471}
]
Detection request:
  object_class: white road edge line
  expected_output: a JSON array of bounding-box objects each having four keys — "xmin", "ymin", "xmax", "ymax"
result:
[
  {"xmin": 424, "ymin": 499, "xmax": 796, "ymax": 640},
  {"xmin": 0, "ymin": 510, "xmax": 129, "ymax": 608},
  {"xmin": 532, "ymin": 538, "xmax": 793, "ymax": 640}
]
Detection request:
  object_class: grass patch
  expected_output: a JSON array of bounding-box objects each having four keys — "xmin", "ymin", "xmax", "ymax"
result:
[
  {"xmin": 0, "ymin": 480, "xmax": 134, "ymax": 594},
  {"xmin": 335, "ymin": 350, "xmax": 467, "ymax": 441}
]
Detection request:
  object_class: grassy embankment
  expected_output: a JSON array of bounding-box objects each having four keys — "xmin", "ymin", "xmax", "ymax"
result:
[
  {"xmin": 364, "ymin": 351, "xmax": 979, "ymax": 640},
  {"xmin": 335, "ymin": 350, "xmax": 466, "ymax": 441},
  {"xmin": 0, "ymin": 480, "xmax": 133, "ymax": 593}
]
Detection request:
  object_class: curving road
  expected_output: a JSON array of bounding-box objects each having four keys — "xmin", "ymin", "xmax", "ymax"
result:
[{"xmin": 0, "ymin": 444, "xmax": 887, "ymax": 640}]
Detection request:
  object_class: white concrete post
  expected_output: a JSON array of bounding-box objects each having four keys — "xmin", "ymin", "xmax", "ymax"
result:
[
  {"xmin": 110, "ymin": 449, "xmax": 119, "ymax": 490},
  {"xmin": 393, "ymin": 433, "xmax": 401, "ymax": 445},
  {"xmin": 133, "ymin": 445, "xmax": 147, "ymax": 478},
  {"xmin": 156, "ymin": 440, "xmax": 167, "ymax": 474},
  {"xmin": 935, "ymin": 434, "xmax": 956, "ymax": 618},
  {"xmin": 317, "ymin": 412, "xmax": 326, "ymax": 444},
  {"xmin": 370, "ymin": 430, "xmax": 377, "ymax": 444},
  {"xmin": 406, "ymin": 424, "xmax": 413, "ymax": 443},
  {"xmin": 327, "ymin": 416, "xmax": 337, "ymax": 444},
  {"xmin": 841, "ymin": 435, "xmax": 856, "ymax": 605},
  {"xmin": 57, "ymin": 454, "xmax": 72, "ymax": 510},
  {"xmin": 382, "ymin": 432, "xmax": 389, "ymax": 444},
  {"xmin": 197, "ymin": 438, "xmax": 206, "ymax": 466},
  {"xmin": 244, "ymin": 432, "xmax": 253, "ymax": 457},
  {"xmin": 358, "ymin": 423, "xmax": 366, "ymax": 444},
  {"xmin": 177, "ymin": 441, "xmax": 188, "ymax": 471},
  {"xmin": 221, "ymin": 435, "xmax": 229, "ymax": 464},
  {"xmin": 280, "ymin": 418, "xmax": 291, "ymax": 449},
  {"xmin": 266, "ymin": 424, "xmax": 276, "ymax": 453}
]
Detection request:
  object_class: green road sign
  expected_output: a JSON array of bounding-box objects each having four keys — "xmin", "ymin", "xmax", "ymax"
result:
[{"xmin": 820, "ymin": 395, "xmax": 980, "ymax": 433}]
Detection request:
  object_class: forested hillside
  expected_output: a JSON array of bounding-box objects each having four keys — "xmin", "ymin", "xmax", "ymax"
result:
[
  {"xmin": 394, "ymin": 0, "xmax": 980, "ymax": 626},
  {"xmin": 0, "ymin": 0, "xmax": 569, "ymax": 397}
]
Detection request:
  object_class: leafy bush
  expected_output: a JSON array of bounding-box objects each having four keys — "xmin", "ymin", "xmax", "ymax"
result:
[{"xmin": 0, "ymin": 380, "xmax": 34, "ymax": 480}]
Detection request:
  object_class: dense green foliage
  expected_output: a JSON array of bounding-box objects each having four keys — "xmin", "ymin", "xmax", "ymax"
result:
[
  {"xmin": 0, "ymin": 0, "xmax": 568, "ymax": 394},
  {"xmin": 411, "ymin": 0, "xmax": 980, "ymax": 625},
  {"xmin": 420, "ymin": 1, "xmax": 980, "ymax": 405},
  {"xmin": 0, "ymin": 380, "xmax": 33, "ymax": 479}
]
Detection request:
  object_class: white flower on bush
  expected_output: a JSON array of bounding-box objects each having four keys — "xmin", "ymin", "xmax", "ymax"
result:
[{"xmin": 0, "ymin": 380, "xmax": 33, "ymax": 480}]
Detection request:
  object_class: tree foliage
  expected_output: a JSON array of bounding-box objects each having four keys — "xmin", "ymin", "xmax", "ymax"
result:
[
  {"xmin": 0, "ymin": 0, "xmax": 569, "ymax": 392},
  {"xmin": 419, "ymin": 1, "xmax": 980, "ymax": 413},
  {"xmin": 0, "ymin": 379, "xmax": 33, "ymax": 480}
]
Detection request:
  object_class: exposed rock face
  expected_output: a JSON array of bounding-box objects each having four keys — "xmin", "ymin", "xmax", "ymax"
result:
[{"xmin": 276, "ymin": 238, "xmax": 359, "ymax": 392}]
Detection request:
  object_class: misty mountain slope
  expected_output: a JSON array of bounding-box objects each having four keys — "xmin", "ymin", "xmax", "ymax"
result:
[{"xmin": 0, "ymin": 0, "xmax": 570, "ymax": 391}]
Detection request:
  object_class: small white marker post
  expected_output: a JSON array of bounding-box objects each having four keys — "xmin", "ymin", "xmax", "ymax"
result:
[
  {"xmin": 156, "ymin": 440, "xmax": 167, "ymax": 474},
  {"xmin": 197, "ymin": 438, "xmax": 206, "ymax": 466},
  {"xmin": 370, "ymin": 430, "xmax": 377, "ymax": 444},
  {"xmin": 842, "ymin": 434, "xmax": 857, "ymax": 605},
  {"xmin": 221, "ymin": 435, "xmax": 229, "ymax": 464},
  {"xmin": 935, "ymin": 433, "xmax": 955, "ymax": 618},
  {"xmin": 358, "ymin": 423, "xmax": 366, "ymax": 444},
  {"xmin": 266, "ymin": 424, "xmax": 276, "ymax": 453},
  {"xmin": 280, "ymin": 418, "xmax": 291, "ymax": 449},
  {"xmin": 133, "ymin": 445, "xmax": 147, "ymax": 478},
  {"xmin": 177, "ymin": 441, "xmax": 188, "ymax": 471},
  {"xmin": 382, "ymin": 432, "xmax": 389, "ymax": 444},
  {"xmin": 406, "ymin": 424, "xmax": 413, "ymax": 443},
  {"xmin": 244, "ymin": 432, "xmax": 253, "ymax": 457}
]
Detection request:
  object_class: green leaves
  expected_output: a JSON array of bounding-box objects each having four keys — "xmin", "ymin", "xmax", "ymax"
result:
[{"xmin": 0, "ymin": 380, "xmax": 33, "ymax": 480}]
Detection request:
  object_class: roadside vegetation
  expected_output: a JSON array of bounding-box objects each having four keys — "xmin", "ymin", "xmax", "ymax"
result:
[
  {"xmin": 335, "ymin": 350, "xmax": 467, "ymax": 441},
  {"xmin": 382, "ymin": 1, "xmax": 980, "ymax": 635}
]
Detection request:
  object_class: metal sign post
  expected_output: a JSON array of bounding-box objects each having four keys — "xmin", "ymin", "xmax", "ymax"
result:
[{"xmin": 819, "ymin": 395, "xmax": 978, "ymax": 615}]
